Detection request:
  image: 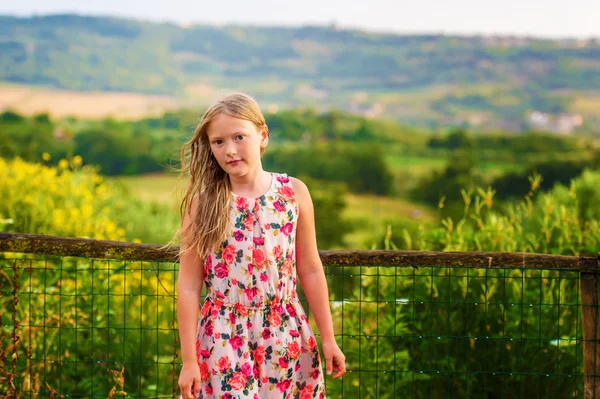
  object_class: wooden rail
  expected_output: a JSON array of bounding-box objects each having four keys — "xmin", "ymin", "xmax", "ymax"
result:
[
  {"xmin": 0, "ymin": 232, "xmax": 596, "ymax": 270},
  {"xmin": 1, "ymin": 233, "xmax": 599, "ymax": 397}
]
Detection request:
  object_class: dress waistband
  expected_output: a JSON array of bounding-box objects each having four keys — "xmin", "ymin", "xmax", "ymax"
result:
[{"xmin": 203, "ymin": 291, "xmax": 298, "ymax": 311}]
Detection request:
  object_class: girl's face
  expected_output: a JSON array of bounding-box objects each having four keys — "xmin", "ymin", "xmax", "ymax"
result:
[{"xmin": 206, "ymin": 113, "xmax": 268, "ymax": 177}]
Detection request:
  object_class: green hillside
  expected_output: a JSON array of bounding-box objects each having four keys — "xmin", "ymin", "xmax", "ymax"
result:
[{"xmin": 1, "ymin": 14, "xmax": 599, "ymax": 130}]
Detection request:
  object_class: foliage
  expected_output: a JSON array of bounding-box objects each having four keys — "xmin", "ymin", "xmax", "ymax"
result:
[
  {"xmin": 0, "ymin": 156, "xmax": 178, "ymax": 244},
  {"xmin": 2, "ymin": 14, "xmax": 600, "ymax": 127},
  {"xmin": 362, "ymin": 172, "xmax": 600, "ymax": 397},
  {"xmin": 491, "ymin": 153, "xmax": 600, "ymax": 199},
  {"xmin": 0, "ymin": 255, "xmax": 179, "ymax": 397},
  {"xmin": 402, "ymin": 171, "xmax": 600, "ymax": 256},
  {"xmin": 300, "ymin": 177, "xmax": 355, "ymax": 249},
  {"xmin": 409, "ymin": 150, "xmax": 485, "ymax": 214},
  {"xmin": 73, "ymin": 127, "xmax": 164, "ymax": 175},
  {"xmin": 264, "ymin": 141, "xmax": 395, "ymax": 196}
]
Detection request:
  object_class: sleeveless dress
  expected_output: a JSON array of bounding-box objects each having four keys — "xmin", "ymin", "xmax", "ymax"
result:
[{"xmin": 187, "ymin": 172, "xmax": 325, "ymax": 399}]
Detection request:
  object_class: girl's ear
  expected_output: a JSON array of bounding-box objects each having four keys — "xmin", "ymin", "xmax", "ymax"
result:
[{"xmin": 260, "ymin": 126, "xmax": 269, "ymax": 148}]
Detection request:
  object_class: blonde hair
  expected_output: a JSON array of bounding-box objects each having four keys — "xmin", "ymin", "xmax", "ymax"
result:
[{"xmin": 168, "ymin": 93, "xmax": 268, "ymax": 261}]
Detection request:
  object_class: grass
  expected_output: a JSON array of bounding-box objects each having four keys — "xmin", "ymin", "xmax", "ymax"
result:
[
  {"xmin": 110, "ymin": 171, "xmax": 438, "ymax": 249},
  {"xmin": 112, "ymin": 173, "xmax": 183, "ymax": 206},
  {"xmin": 342, "ymin": 193, "xmax": 436, "ymax": 249},
  {"xmin": 110, "ymin": 149, "xmax": 524, "ymax": 249}
]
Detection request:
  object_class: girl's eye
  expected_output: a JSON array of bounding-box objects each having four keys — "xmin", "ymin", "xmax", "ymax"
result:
[
  {"xmin": 236, "ymin": 135, "xmax": 244, "ymax": 140},
  {"xmin": 214, "ymin": 140, "xmax": 223, "ymax": 145}
]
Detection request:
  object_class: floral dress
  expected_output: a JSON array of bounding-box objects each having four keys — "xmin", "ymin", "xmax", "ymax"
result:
[{"xmin": 183, "ymin": 172, "xmax": 325, "ymax": 399}]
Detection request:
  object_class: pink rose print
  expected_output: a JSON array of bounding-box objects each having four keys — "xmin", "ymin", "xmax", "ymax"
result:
[
  {"xmin": 280, "ymin": 222, "xmax": 293, "ymax": 236},
  {"xmin": 217, "ymin": 356, "xmax": 231, "ymax": 372},
  {"xmin": 308, "ymin": 336, "xmax": 316, "ymax": 351},
  {"xmin": 234, "ymin": 302, "xmax": 248, "ymax": 317},
  {"xmin": 273, "ymin": 245, "xmax": 283, "ymax": 259},
  {"xmin": 280, "ymin": 258, "xmax": 292, "ymax": 276},
  {"xmin": 273, "ymin": 200, "xmax": 286, "ymax": 212},
  {"xmin": 252, "ymin": 248, "xmax": 265, "ymax": 268},
  {"xmin": 243, "ymin": 212, "xmax": 255, "ymax": 231},
  {"xmin": 244, "ymin": 287, "xmax": 258, "ymax": 301},
  {"xmin": 222, "ymin": 244, "xmax": 237, "ymax": 265},
  {"xmin": 211, "ymin": 306, "xmax": 220, "ymax": 319},
  {"xmin": 214, "ymin": 262, "xmax": 230, "ymax": 278},
  {"xmin": 278, "ymin": 356, "xmax": 289, "ymax": 369},
  {"xmin": 205, "ymin": 320, "xmax": 214, "ymax": 336},
  {"xmin": 234, "ymin": 230, "xmax": 244, "ymax": 242},
  {"xmin": 236, "ymin": 197, "xmax": 249, "ymax": 211},
  {"xmin": 253, "ymin": 363, "xmax": 261, "ymax": 380},
  {"xmin": 301, "ymin": 385, "xmax": 314, "ymax": 399},
  {"xmin": 230, "ymin": 335, "xmax": 244, "ymax": 350},
  {"xmin": 254, "ymin": 345, "xmax": 266, "ymax": 364},
  {"xmin": 200, "ymin": 349, "xmax": 211, "ymax": 358},
  {"xmin": 241, "ymin": 362, "xmax": 252, "ymax": 378},
  {"xmin": 287, "ymin": 341, "xmax": 300, "ymax": 360},
  {"xmin": 268, "ymin": 311, "xmax": 281, "ymax": 328},
  {"xmin": 229, "ymin": 371, "xmax": 248, "ymax": 390},
  {"xmin": 276, "ymin": 379, "xmax": 291, "ymax": 393},
  {"xmin": 190, "ymin": 174, "xmax": 324, "ymax": 396},
  {"xmin": 199, "ymin": 362, "xmax": 209, "ymax": 381},
  {"xmin": 286, "ymin": 303, "xmax": 297, "ymax": 317},
  {"xmin": 278, "ymin": 185, "xmax": 294, "ymax": 202}
]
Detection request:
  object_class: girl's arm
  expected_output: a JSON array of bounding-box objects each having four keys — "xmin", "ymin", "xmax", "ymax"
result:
[
  {"xmin": 177, "ymin": 195, "xmax": 205, "ymax": 394},
  {"xmin": 292, "ymin": 177, "xmax": 346, "ymax": 379}
]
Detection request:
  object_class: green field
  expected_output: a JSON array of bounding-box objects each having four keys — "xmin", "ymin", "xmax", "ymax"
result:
[
  {"xmin": 111, "ymin": 146, "xmax": 533, "ymax": 249},
  {"xmin": 113, "ymin": 172, "xmax": 183, "ymax": 206},
  {"xmin": 111, "ymin": 171, "xmax": 438, "ymax": 249}
]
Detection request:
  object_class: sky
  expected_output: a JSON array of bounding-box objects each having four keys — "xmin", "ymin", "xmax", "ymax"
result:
[{"xmin": 1, "ymin": 0, "xmax": 599, "ymax": 39}]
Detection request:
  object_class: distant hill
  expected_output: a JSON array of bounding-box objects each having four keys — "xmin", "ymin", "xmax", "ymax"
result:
[{"xmin": 1, "ymin": 14, "xmax": 599, "ymax": 131}]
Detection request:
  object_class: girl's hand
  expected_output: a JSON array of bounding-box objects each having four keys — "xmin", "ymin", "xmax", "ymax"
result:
[
  {"xmin": 321, "ymin": 339, "xmax": 346, "ymax": 379},
  {"xmin": 178, "ymin": 363, "xmax": 201, "ymax": 399}
]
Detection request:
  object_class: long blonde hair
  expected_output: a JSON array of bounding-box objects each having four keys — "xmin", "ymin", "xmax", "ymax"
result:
[{"xmin": 169, "ymin": 93, "xmax": 267, "ymax": 261}]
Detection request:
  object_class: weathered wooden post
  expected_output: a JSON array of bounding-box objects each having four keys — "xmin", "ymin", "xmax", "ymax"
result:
[{"xmin": 581, "ymin": 253, "xmax": 600, "ymax": 398}]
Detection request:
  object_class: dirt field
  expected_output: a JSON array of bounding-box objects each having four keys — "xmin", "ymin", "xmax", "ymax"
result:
[{"xmin": 0, "ymin": 83, "xmax": 187, "ymax": 120}]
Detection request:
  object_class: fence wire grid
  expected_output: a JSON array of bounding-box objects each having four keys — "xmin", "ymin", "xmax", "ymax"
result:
[{"xmin": 0, "ymin": 253, "xmax": 597, "ymax": 398}]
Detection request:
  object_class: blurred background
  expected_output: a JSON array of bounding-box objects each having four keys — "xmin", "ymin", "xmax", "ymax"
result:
[
  {"xmin": 1, "ymin": 0, "xmax": 599, "ymax": 253},
  {"xmin": 2, "ymin": 3, "xmax": 600, "ymax": 399}
]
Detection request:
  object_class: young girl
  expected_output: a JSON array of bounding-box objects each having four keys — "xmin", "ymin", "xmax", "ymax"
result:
[{"xmin": 174, "ymin": 93, "xmax": 346, "ymax": 399}]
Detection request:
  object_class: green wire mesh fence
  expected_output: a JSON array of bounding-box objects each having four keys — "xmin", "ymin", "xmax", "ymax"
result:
[{"xmin": 0, "ymin": 233, "xmax": 598, "ymax": 398}]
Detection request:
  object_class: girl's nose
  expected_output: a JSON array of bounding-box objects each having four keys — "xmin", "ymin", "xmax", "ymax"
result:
[{"xmin": 226, "ymin": 144, "xmax": 237, "ymax": 157}]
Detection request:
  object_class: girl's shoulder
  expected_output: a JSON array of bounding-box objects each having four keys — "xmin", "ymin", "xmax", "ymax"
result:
[
  {"xmin": 272, "ymin": 171, "xmax": 291, "ymax": 185},
  {"xmin": 271, "ymin": 172, "xmax": 311, "ymax": 207},
  {"xmin": 272, "ymin": 171, "xmax": 303, "ymax": 194}
]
